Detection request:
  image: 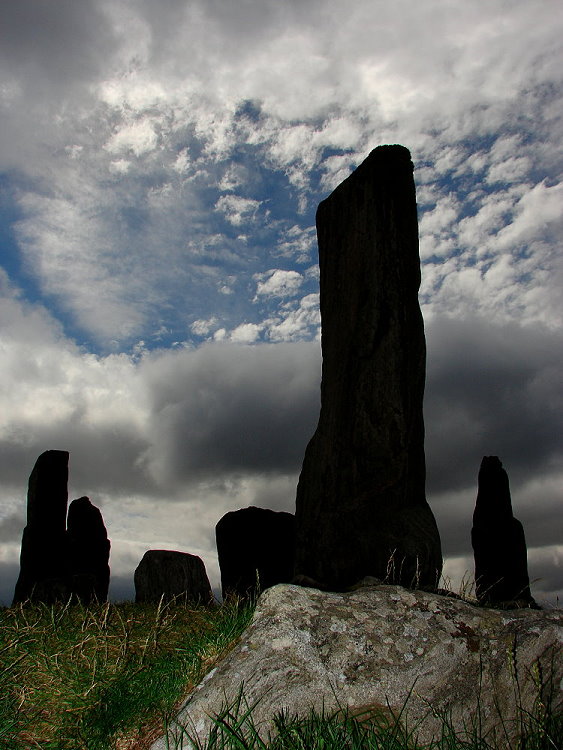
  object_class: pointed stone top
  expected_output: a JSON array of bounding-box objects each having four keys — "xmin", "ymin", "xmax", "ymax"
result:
[
  {"xmin": 475, "ymin": 455, "xmax": 513, "ymax": 520},
  {"xmin": 320, "ymin": 144, "xmax": 413, "ymax": 206}
]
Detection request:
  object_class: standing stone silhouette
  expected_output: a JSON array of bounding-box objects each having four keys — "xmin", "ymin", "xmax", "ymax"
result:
[
  {"xmin": 12, "ymin": 450, "xmax": 70, "ymax": 604},
  {"xmin": 134, "ymin": 550, "xmax": 213, "ymax": 605},
  {"xmin": 67, "ymin": 496, "xmax": 111, "ymax": 603},
  {"xmin": 216, "ymin": 507, "xmax": 295, "ymax": 600},
  {"xmin": 472, "ymin": 456, "xmax": 536, "ymax": 607},
  {"xmin": 294, "ymin": 145, "xmax": 442, "ymax": 591}
]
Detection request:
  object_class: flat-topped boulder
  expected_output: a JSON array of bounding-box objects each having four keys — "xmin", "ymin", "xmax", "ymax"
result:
[
  {"xmin": 134, "ymin": 550, "xmax": 213, "ymax": 605},
  {"xmin": 216, "ymin": 506, "xmax": 295, "ymax": 600}
]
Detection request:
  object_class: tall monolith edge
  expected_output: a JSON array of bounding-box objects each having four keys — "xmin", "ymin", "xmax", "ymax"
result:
[
  {"xmin": 294, "ymin": 145, "xmax": 442, "ymax": 591},
  {"xmin": 472, "ymin": 456, "xmax": 536, "ymax": 607},
  {"xmin": 67, "ymin": 496, "xmax": 111, "ymax": 603},
  {"xmin": 13, "ymin": 450, "xmax": 70, "ymax": 604}
]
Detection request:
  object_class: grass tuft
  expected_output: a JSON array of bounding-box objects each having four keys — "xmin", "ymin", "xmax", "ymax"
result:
[
  {"xmin": 0, "ymin": 596, "xmax": 254, "ymax": 750},
  {"xmin": 166, "ymin": 687, "xmax": 563, "ymax": 750}
]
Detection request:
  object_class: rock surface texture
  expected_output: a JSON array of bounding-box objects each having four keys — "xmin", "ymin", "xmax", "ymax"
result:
[
  {"xmin": 216, "ymin": 507, "xmax": 295, "ymax": 599},
  {"xmin": 151, "ymin": 583, "xmax": 562, "ymax": 749},
  {"xmin": 67, "ymin": 496, "xmax": 111, "ymax": 603},
  {"xmin": 12, "ymin": 450, "xmax": 70, "ymax": 604},
  {"xmin": 472, "ymin": 456, "xmax": 536, "ymax": 608},
  {"xmin": 134, "ymin": 550, "xmax": 213, "ymax": 605},
  {"xmin": 294, "ymin": 145, "xmax": 442, "ymax": 590}
]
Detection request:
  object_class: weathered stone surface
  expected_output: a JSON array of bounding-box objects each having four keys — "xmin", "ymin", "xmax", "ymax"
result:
[
  {"xmin": 134, "ymin": 550, "xmax": 213, "ymax": 605},
  {"xmin": 12, "ymin": 450, "xmax": 70, "ymax": 604},
  {"xmin": 216, "ymin": 507, "xmax": 295, "ymax": 599},
  {"xmin": 67, "ymin": 496, "xmax": 111, "ymax": 604},
  {"xmin": 472, "ymin": 456, "xmax": 536, "ymax": 608},
  {"xmin": 294, "ymin": 145, "xmax": 442, "ymax": 590},
  {"xmin": 151, "ymin": 583, "xmax": 562, "ymax": 749}
]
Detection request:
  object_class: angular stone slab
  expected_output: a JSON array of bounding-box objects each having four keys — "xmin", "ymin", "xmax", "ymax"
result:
[
  {"xmin": 134, "ymin": 550, "xmax": 213, "ymax": 605},
  {"xmin": 295, "ymin": 145, "xmax": 442, "ymax": 590},
  {"xmin": 12, "ymin": 450, "xmax": 70, "ymax": 604},
  {"xmin": 216, "ymin": 506, "xmax": 295, "ymax": 600},
  {"xmin": 151, "ymin": 584, "xmax": 562, "ymax": 749},
  {"xmin": 472, "ymin": 456, "xmax": 536, "ymax": 607}
]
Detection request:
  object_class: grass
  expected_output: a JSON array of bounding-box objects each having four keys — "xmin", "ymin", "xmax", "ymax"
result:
[
  {"xmin": 0, "ymin": 595, "xmax": 254, "ymax": 750},
  {"xmin": 1, "ymin": 593, "xmax": 560, "ymax": 750},
  {"xmin": 164, "ymin": 687, "xmax": 563, "ymax": 750}
]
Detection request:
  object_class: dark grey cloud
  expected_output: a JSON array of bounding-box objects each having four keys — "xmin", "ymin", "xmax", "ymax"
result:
[
  {"xmin": 140, "ymin": 341, "xmax": 321, "ymax": 487},
  {"xmin": 424, "ymin": 315, "xmax": 563, "ymax": 495},
  {"xmin": 527, "ymin": 549, "xmax": 563, "ymax": 607},
  {"xmin": 0, "ymin": 426, "xmax": 153, "ymax": 504},
  {"xmin": 0, "ymin": 514, "xmax": 25, "ymax": 544},
  {"xmin": 0, "ymin": 0, "xmax": 116, "ymax": 93},
  {"xmin": 0, "ymin": 561, "xmax": 19, "ymax": 608},
  {"xmin": 515, "ymin": 485, "xmax": 562, "ymax": 550}
]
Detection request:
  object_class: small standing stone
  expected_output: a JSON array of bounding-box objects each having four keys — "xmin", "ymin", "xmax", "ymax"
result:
[
  {"xmin": 216, "ymin": 506, "xmax": 295, "ymax": 600},
  {"xmin": 67, "ymin": 496, "xmax": 111, "ymax": 604},
  {"xmin": 472, "ymin": 456, "xmax": 537, "ymax": 607},
  {"xmin": 134, "ymin": 550, "xmax": 213, "ymax": 605}
]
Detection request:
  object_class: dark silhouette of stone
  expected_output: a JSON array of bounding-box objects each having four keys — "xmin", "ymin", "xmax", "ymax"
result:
[
  {"xmin": 472, "ymin": 456, "xmax": 537, "ymax": 608},
  {"xmin": 12, "ymin": 450, "xmax": 70, "ymax": 604},
  {"xmin": 294, "ymin": 145, "xmax": 442, "ymax": 591},
  {"xmin": 216, "ymin": 507, "xmax": 295, "ymax": 599},
  {"xmin": 67, "ymin": 496, "xmax": 111, "ymax": 604},
  {"xmin": 134, "ymin": 550, "xmax": 213, "ymax": 605}
]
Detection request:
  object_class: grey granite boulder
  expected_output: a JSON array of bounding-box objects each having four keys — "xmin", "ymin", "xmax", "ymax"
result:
[
  {"xmin": 472, "ymin": 456, "xmax": 536, "ymax": 608},
  {"xmin": 294, "ymin": 145, "xmax": 442, "ymax": 591},
  {"xmin": 216, "ymin": 506, "xmax": 295, "ymax": 600},
  {"xmin": 134, "ymin": 550, "xmax": 213, "ymax": 605},
  {"xmin": 151, "ymin": 583, "xmax": 562, "ymax": 749}
]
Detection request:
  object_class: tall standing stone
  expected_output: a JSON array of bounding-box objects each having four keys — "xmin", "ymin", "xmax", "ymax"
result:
[
  {"xmin": 294, "ymin": 145, "xmax": 442, "ymax": 591},
  {"xmin": 12, "ymin": 450, "xmax": 70, "ymax": 604},
  {"xmin": 472, "ymin": 456, "xmax": 536, "ymax": 607},
  {"xmin": 67, "ymin": 496, "xmax": 111, "ymax": 604}
]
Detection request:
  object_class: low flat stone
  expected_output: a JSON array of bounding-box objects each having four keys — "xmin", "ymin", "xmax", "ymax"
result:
[
  {"xmin": 134, "ymin": 550, "xmax": 213, "ymax": 605},
  {"xmin": 151, "ymin": 583, "xmax": 562, "ymax": 749}
]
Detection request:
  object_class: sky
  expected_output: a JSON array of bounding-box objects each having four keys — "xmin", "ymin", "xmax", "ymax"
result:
[{"xmin": 0, "ymin": 0, "xmax": 561, "ymax": 606}]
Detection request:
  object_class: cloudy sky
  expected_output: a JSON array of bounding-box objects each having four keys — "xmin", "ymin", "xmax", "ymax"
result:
[{"xmin": 1, "ymin": 0, "xmax": 561, "ymax": 606}]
